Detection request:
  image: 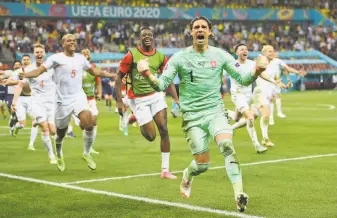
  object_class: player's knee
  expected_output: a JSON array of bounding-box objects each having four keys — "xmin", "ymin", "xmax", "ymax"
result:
[
  {"xmin": 195, "ymin": 162, "xmax": 210, "ymax": 174},
  {"xmin": 144, "ymin": 133, "xmax": 156, "ymax": 142},
  {"xmin": 218, "ymin": 139, "xmax": 235, "ymax": 157},
  {"xmin": 157, "ymin": 125, "xmax": 168, "ymax": 138}
]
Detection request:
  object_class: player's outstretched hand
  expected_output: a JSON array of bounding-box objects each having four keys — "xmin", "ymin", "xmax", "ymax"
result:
[
  {"xmin": 11, "ymin": 104, "xmax": 17, "ymax": 113},
  {"xmin": 18, "ymin": 67, "xmax": 25, "ymax": 80},
  {"xmin": 255, "ymin": 55, "xmax": 269, "ymax": 76},
  {"xmin": 137, "ymin": 58, "xmax": 150, "ymax": 76},
  {"xmin": 117, "ymin": 100, "xmax": 126, "ymax": 117}
]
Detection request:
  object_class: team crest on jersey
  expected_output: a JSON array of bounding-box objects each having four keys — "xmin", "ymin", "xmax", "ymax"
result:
[
  {"xmin": 235, "ymin": 63, "xmax": 240, "ymax": 68},
  {"xmin": 211, "ymin": 61, "xmax": 217, "ymax": 68}
]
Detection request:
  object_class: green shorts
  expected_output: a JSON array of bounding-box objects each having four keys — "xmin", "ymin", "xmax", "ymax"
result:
[{"xmin": 182, "ymin": 105, "xmax": 232, "ymax": 155}]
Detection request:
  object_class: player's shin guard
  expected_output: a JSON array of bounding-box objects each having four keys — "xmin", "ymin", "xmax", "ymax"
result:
[
  {"xmin": 186, "ymin": 160, "xmax": 210, "ymax": 181},
  {"xmin": 218, "ymin": 139, "xmax": 243, "ymax": 198},
  {"xmin": 29, "ymin": 126, "xmax": 38, "ymax": 146},
  {"xmin": 232, "ymin": 118, "xmax": 247, "ymax": 130},
  {"xmin": 41, "ymin": 132, "xmax": 54, "ymax": 157},
  {"xmin": 55, "ymin": 134, "xmax": 64, "ymax": 158},
  {"xmin": 260, "ymin": 116, "xmax": 269, "ymax": 139},
  {"xmin": 246, "ymin": 119, "xmax": 258, "ymax": 144},
  {"xmin": 83, "ymin": 129, "xmax": 94, "ymax": 155}
]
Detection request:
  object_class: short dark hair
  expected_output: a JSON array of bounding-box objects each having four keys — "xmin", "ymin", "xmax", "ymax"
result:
[
  {"xmin": 234, "ymin": 43, "xmax": 247, "ymax": 52},
  {"xmin": 21, "ymin": 54, "xmax": 31, "ymax": 60},
  {"xmin": 189, "ymin": 16, "xmax": 212, "ymax": 30},
  {"xmin": 13, "ymin": 60, "xmax": 21, "ymax": 65}
]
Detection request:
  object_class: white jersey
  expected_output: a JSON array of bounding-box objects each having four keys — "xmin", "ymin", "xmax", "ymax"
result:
[
  {"xmin": 256, "ymin": 58, "xmax": 286, "ymax": 91},
  {"xmin": 230, "ymin": 59, "xmax": 254, "ymax": 96},
  {"xmin": 24, "ymin": 62, "xmax": 55, "ymax": 103},
  {"xmin": 42, "ymin": 52, "xmax": 91, "ymax": 105},
  {"xmin": 7, "ymin": 69, "xmax": 20, "ymax": 94}
]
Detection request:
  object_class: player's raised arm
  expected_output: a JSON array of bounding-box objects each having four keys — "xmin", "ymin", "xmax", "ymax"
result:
[
  {"xmin": 22, "ymin": 65, "xmax": 47, "ymax": 79},
  {"xmin": 11, "ymin": 80, "xmax": 25, "ymax": 112},
  {"xmin": 222, "ymin": 51, "xmax": 268, "ymax": 86},
  {"xmin": 138, "ymin": 55, "xmax": 180, "ymax": 91}
]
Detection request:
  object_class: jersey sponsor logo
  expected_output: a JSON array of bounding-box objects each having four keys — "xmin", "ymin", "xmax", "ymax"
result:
[{"xmin": 211, "ymin": 61, "xmax": 217, "ymax": 68}]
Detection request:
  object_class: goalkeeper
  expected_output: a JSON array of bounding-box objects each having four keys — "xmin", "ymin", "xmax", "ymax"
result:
[{"xmin": 136, "ymin": 17, "xmax": 269, "ymax": 213}]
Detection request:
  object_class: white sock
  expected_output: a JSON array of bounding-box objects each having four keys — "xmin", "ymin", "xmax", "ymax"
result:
[
  {"xmin": 29, "ymin": 126, "xmax": 38, "ymax": 146},
  {"xmin": 67, "ymin": 124, "xmax": 73, "ymax": 133},
  {"xmin": 228, "ymin": 110, "xmax": 236, "ymax": 120},
  {"xmin": 269, "ymin": 102, "xmax": 274, "ymax": 121},
  {"xmin": 91, "ymin": 126, "xmax": 97, "ymax": 150},
  {"xmin": 276, "ymin": 98, "xmax": 282, "ymax": 114},
  {"xmin": 15, "ymin": 123, "xmax": 24, "ymax": 129},
  {"xmin": 232, "ymin": 118, "xmax": 246, "ymax": 130},
  {"xmin": 41, "ymin": 132, "xmax": 55, "ymax": 158},
  {"xmin": 55, "ymin": 134, "xmax": 64, "ymax": 158},
  {"xmin": 246, "ymin": 119, "xmax": 258, "ymax": 144},
  {"xmin": 260, "ymin": 117, "xmax": 269, "ymax": 139},
  {"xmin": 83, "ymin": 130, "xmax": 94, "ymax": 155},
  {"xmin": 161, "ymin": 152, "xmax": 170, "ymax": 172}
]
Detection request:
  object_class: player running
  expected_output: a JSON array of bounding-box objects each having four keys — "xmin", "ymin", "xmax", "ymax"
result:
[
  {"xmin": 136, "ymin": 17, "xmax": 269, "ymax": 212},
  {"xmin": 115, "ymin": 27, "xmax": 179, "ymax": 179},
  {"xmin": 12, "ymin": 43, "xmax": 57, "ymax": 163},
  {"xmin": 19, "ymin": 34, "xmax": 114, "ymax": 172},
  {"xmin": 268, "ymin": 51, "xmax": 306, "ymax": 125},
  {"xmin": 72, "ymin": 49, "xmax": 102, "ymax": 155},
  {"xmin": 230, "ymin": 44, "xmax": 288, "ymax": 152}
]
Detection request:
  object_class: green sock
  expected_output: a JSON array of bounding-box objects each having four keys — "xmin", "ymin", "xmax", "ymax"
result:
[
  {"xmin": 187, "ymin": 160, "xmax": 209, "ymax": 181},
  {"xmin": 225, "ymin": 154, "xmax": 243, "ymax": 197}
]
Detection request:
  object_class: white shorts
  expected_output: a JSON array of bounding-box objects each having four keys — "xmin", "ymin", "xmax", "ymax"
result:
[
  {"xmin": 129, "ymin": 92, "xmax": 167, "ymax": 126},
  {"xmin": 231, "ymin": 93, "xmax": 252, "ymax": 114},
  {"xmin": 55, "ymin": 92, "xmax": 90, "ymax": 129},
  {"xmin": 122, "ymin": 96, "xmax": 130, "ymax": 108},
  {"xmin": 16, "ymin": 96, "xmax": 33, "ymax": 121},
  {"xmin": 73, "ymin": 98, "xmax": 98, "ymax": 126},
  {"xmin": 31, "ymin": 100, "xmax": 55, "ymax": 124},
  {"xmin": 272, "ymin": 86, "xmax": 281, "ymax": 97},
  {"xmin": 252, "ymin": 87, "xmax": 270, "ymax": 108}
]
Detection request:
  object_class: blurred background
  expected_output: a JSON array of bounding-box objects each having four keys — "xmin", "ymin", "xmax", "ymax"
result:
[{"xmin": 0, "ymin": 0, "xmax": 336, "ymax": 90}]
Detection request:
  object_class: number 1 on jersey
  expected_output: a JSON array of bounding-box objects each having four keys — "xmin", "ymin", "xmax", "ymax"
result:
[
  {"xmin": 189, "ymin": 70, "xmax": 193, "ymax": 82},
  {"xmin": 40, "ymin": 80, "xmax": 44, "ymax": 88}
]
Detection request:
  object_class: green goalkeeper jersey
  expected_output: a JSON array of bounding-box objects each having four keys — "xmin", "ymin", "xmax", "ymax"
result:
[{"xmin": 153, "ymin": 46, "xmax": 257, "ymax": 113}]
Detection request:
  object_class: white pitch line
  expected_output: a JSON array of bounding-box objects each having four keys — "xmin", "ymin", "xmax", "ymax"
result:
[
  {"xmin": 0, "ymin": 173, "xmax": 263, "ymax": 218},
  {"xmin": 63, "ymin": 153, "xmax": 337, "ymax": 185}
]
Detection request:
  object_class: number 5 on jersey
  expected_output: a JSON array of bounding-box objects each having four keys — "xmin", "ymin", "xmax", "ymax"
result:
[{"xmin": 71, "ymin": 70, "xmax": 76, "ymax": 78}]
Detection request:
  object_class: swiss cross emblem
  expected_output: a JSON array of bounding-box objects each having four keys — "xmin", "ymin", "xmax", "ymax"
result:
[{"xmin": 211, "ymin": 61, "xmax": 217, "ymax": 68}]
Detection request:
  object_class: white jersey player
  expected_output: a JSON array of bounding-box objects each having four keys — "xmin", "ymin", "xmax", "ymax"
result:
[
  {"xmin": 7, "ymin": 56, "xmax": 39, "ymax": 150},
  {"xmin": 230, "ymin": 44, "xmax": 286, "ymax": 152},
  {"xmin": 268, "ymin": 52, "xmax": 306, "ymax": 125},
  {"xmin": 19, "ymin": 34, "xmax": 115, "ymax": 172},
  {"xmin": 13, "ymin": 44, "xmax": 57, "ymax": 164}
]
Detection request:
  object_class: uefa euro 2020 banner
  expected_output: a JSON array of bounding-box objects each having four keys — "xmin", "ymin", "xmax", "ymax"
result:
[{"xmin": 0, "ymin": 3, "xmax": 334, "ymax": 26}]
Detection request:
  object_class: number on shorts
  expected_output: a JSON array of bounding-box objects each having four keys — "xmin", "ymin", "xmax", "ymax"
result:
[
  {"xmin": 40, "ymin": 80, "xmax": 44, "ymax": 88},
  {"xmin": 71, "ymin": 70, "xmax": 76, "ymax": 78}
]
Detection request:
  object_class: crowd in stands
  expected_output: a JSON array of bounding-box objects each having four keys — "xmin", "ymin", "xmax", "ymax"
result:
[
  {"xmin": 0, "ymin": 19, "xmax": 336, "ymax": 55},
  {"xmin": 2, "ymin": 0, "xmax": 336, "ymax": 9}
]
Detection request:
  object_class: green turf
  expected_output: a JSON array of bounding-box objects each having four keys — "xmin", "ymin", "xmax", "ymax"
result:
[{"xmin": 0, "ymin": 91, "xmax": 336, "ymax": 218}]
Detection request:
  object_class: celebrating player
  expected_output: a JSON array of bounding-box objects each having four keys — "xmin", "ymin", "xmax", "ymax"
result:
[
  {"xmin": 12, "ymin": 43, "xmax": 57, "ymax": 163},
  {"xmin": 115, "ymin": 27, "xmax": 179, "ymax": 179},
  {"xmin": 230, "ymin": 44, "xmax": 288, "ymax": 152},
  {"xmin": 19, "ymin": 34, "xmax": 114, "ymax": 172},
  {"xmin": 136, "ymin": 17, "xmax": 269, "ymax": 212}
]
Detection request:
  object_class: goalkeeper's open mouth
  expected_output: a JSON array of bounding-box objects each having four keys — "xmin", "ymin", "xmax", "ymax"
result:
[{"xmin": 196, "ymin": 34, "xmax": 205, "ymax": 43}]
